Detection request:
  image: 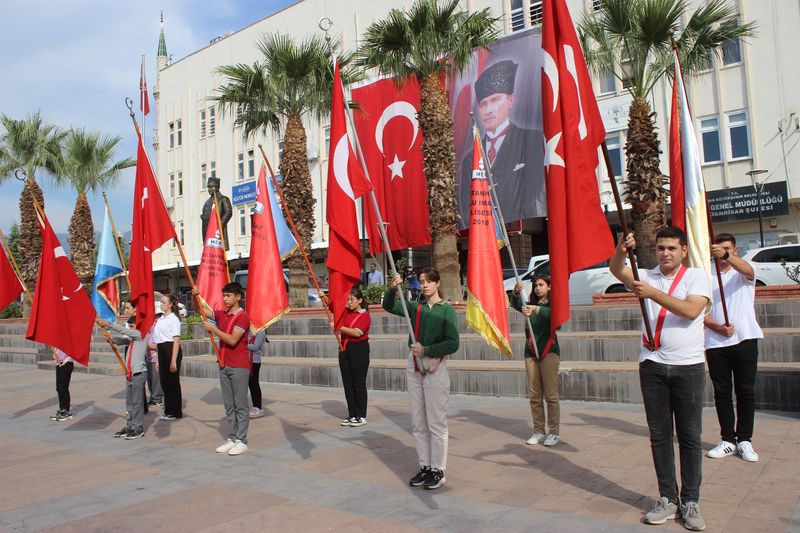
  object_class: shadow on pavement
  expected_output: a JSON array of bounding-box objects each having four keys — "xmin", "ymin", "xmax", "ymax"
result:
[{"xmin": 12, "ymin": 397, "xmax": 57, "ymax": 419}]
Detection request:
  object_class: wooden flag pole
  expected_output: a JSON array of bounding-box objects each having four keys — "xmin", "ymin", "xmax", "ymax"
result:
[
  {"xmin": 257, "ymin": 145, "xmax": 343, "ymax": 351},
  {"xmin": 469, "ymin": 115, "xmax": 536, "ymax": 358},
  {"xmin": 212, "ymin": 191, "xmax": 232, "ymax": 283},
  {"xmin": 126, "ymin": 99, "xmax": 224, "ymax": 367},
  {"xmin": 601, "ymin": 144, "xmax": 655, "ymax": 350},
  {"xmin": 96, "ymin": 320, "xmax": 130, "ymax": 377}
]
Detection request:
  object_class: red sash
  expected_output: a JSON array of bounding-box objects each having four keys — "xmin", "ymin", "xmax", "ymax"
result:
[
  {"xmin": 643, "ymin": 266, "xmax": 688, "ymax": 350},
  {"xmin": 341, "ymin": 312, "xmax": 364, "ymax": 350},
  {"xmin": 412, "ymin": 305, "xmax": 423, "ymax": 373}
]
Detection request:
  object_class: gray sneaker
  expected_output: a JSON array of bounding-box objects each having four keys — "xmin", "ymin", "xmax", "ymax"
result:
[
  {"xmin": 681, "ymin": 502, "xmax": 706, "ymax": 531},
  {"xmin": 644, "ymin": 497, "xmax": 678, "ymax": 525}
]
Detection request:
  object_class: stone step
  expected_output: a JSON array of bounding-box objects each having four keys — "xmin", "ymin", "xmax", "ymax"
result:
[{"xmin": 37, "ymin": 359, "xmax": 124, "ymax": 377}]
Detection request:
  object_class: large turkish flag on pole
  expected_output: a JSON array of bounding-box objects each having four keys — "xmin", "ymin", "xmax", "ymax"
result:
[
  {"xmin": 129, "ymin": 132, "xmax": 176, "ymax": 336},
  {"xmin": 351, "ymin": 76, "xmax": 431, "ymax": 253},
  {"xmin": 541, "ymin": 0, "xmax": 614, "ymax": 351},
  {"xmin": 26, "ymin": 212, "xmax": 96, "ymax": 366},
  {"xmin": 327, "ymin": 60, "xmax": 373, "ymax": 329}
]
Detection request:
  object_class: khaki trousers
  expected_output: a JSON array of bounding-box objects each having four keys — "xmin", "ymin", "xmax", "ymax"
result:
[
  {"xmin": 407, "ymin": 356, "xmax": 450, "ymax": 471},
  {"xmin": 525, "ymin": 355, "xmax": 560, "ymax": 435}
]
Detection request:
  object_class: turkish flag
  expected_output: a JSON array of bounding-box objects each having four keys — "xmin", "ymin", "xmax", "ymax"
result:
[
  {"xmin": 129, "ymin": 132, "xmax": 176, "ymax": 336},
  {"xmin": 140, "ymin": 56, "xmax": 150, "ymax": 116},
  {"xmin": 248, "ymin": 164, "xmax": 290, "ymax": 332},
  {"xmin": 26, "ymin": 212, "xmax": 96, "ymax": 366},
  {"xmin": 351, "ymin": 76, "xmax": 431, "ymax": 253},
  {"xmin": 0, "ymin": 243, "xmax": 23, "ymax": 311},
  {"xmin": 541, "ymin": 0, "xmax": 614, "ymax": 351},
  {"xmin": 196, "ymin": 203, "xmax": 228, "ymax": 313},
  {"xmin": 327, "ymin": 60, "xmax": 373, "ymax": 329}
]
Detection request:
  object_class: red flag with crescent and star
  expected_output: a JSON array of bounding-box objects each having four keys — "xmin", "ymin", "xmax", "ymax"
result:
[
  {"xmin": 327, "ymin": 60, "xmax": 373, "ymax": 329},
  {"xmin": 351, "ymin": 75, "xmax": 431, "ymax": 253},
  {"xmin": 26, "ymin": 210, "xmax": 96, "ymax": 366},
  {"xmin": 541, "ymin": 0, "xmax": 614, "ymax": 352},
  {"xmin": 129, "ymin": 132, "xmax": 176, "ymax": 336}
]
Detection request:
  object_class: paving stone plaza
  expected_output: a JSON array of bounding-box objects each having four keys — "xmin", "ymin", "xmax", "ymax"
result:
[{"xmin": 0, "ymin": 362, "xmax": 798, "ymax": 532}]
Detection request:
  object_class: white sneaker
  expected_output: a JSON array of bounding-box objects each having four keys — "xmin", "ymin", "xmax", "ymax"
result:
[
  {"xmin": 215, "ymin": 439, "xmax": 235, "ymax": 454},
  {"xmin": 249, "ymin": 407, "xmax": 264, "ymax": 418},
  {"xmin": 526, "ymin": 432, "xmax": 545, "ymax": 445},
  {"xmin": 543, "ymin": 434, "xmax": 560, "ymax": 447},
  {"xmin": 228, "ymin": 440, "xmax": 248, "ymax": 456},
  {"xmin": 349, "ymin": 417, "xmax": 367, "ymax": 427},
  {"xmin": 340, "ymin": 417, "xmax": 354, "ymax": 426},
  {"xmin": 707, "ymin": 440, "xmax": 736, "ymax": 458},
  {"xmin": 737, "ymin": 441, "xmax": 759, "ymax": 462}
]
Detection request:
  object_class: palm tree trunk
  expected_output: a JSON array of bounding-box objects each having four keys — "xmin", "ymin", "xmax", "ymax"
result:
[
  {"xmin": 418, "ymin": 75, "xmax": 462, "ymax": 301},
  {"xmin": 69, "ymin": 193, "xmax": 95, "ymax": 294},
  {"xmin": 624, "ymin": 97, "xmax": 668, "ymax": 268},
  {"xmin": 279, "ymin": 114, "xmax": 316, "ymax": 307},
  {"xmin": 18, "ymin": 179, "xmax": 44, "ymax": 317}
]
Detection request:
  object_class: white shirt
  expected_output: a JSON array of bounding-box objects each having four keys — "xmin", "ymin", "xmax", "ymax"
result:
[
  {"xmin": 705, "ymin": 261, "xmax": 764, "ymax": 349},
  {"xmin": 634, "ymin": 266, "xmax": 711, "ymax": 365},
  {"xmin": 152, "ymin": 313, "xmax": 181, "ymax": 344}
]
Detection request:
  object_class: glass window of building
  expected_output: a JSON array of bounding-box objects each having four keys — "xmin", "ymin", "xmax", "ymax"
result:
[
  {"xmin": 510, "ymin": 0, "xmax": 525, "ymax": 31},
  {"xmin": 208, "ymin": 107, "xmax": 216, "ymax": 136},
  {"xmin": 722, "ymin": 37, "xmax": 742, "ymax": 66},
  {"xmin": 169, "ymin": 173, "xmax": 175, "ymax": 198},
  {"xmin": 201, "ymin": 163, "xmax": 207, "ymax": 189},
  {"xmin": 529, "ymin": 0, "xmax": 543, "ymax": 26},
  {"xmin": 238, "ymin": 207, "xmax": 247, "ymax": 237},
  {"xmin": 606, "ymin": 134, "xmax": 623, "ymax": 177},
  {"xmin": 210, "ymin": 160, "xmax": 216, "ymax": 180},
  {"xmin": 176, "ymin": 119, "xmax": 182, "ymax": 146},
  {"xmin": 700, "ymin": 117, "xmax": 722, "ymax": 163},
  {"xmin": 237, "ymin": 152, "xmax": 244, "ymax": 180},
  {"xmin": 727, "ymin": 111, "xmax": 751, "ymax": 160},
  {"xmin": 323, "ymin": 126, "xmax": 331, "ymax": 160},
  {"xmin": 168, "ymin": 122, "xmax": 175, "ymax": 149},
  {"xmin": 598, "ymin": 69, "xmax": 616, "ymax": 95},
  {"xmin": 199, "ymin": 109, "xmax": 207, "ymax": 138},
  {"xmin": 178, "ymin": 221, "xmax": 184, "ymax": 246},
  {"xmin": 247, "ymin": 149, "xmax": 255, "ymax": 178},
  {"xmin": 177, "ymin": 171, "xmax": 183, "ymax": 196}
]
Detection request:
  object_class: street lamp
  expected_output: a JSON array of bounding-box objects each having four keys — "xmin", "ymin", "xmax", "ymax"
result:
[{"xmin": 746, "ymin": 169, "xmax": 769, "ymax": 247}]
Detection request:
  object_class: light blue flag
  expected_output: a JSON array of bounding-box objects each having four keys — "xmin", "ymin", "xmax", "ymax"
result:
[
  {"xmin": 90, "ymin": 206, "xmax": 125, "ymax": 322},
  {"xmin": 264, "ymin": 170, "xmax": 298, "ymax": 260}
]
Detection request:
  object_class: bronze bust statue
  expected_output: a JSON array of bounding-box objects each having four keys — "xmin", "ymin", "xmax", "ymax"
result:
[{"xmin": 200, "ymin": 177, "xmax": 233, "ymax": 250}]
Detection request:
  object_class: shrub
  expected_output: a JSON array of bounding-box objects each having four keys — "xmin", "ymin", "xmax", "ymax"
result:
[{"xmin": 0, "ymin": 301, "xmax": 22, "ymax": 319}]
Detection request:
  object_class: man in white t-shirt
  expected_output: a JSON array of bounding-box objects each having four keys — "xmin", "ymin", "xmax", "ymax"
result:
[
  {"xmin": 704, "ymin": 233, "xmax": 763, "ymax": 463},
  {"xmin": 611, "ymin": 227, "xmax": 711, "ymax": 531}
]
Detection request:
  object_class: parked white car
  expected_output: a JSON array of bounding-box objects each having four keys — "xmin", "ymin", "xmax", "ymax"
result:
[
  {"xmin": 740, "ymin": 244, "xmax": 800, "ymax": 286},
  {"xmin": 506, "ymin": 256, "xmax": 628, "ymax": 306},
  {"xmin": 502, "ymin": 254, "xmax": 549, "ymax": 292}
]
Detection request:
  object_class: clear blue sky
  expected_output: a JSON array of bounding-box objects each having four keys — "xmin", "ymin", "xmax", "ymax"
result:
[{"xmin": 0, "ymin": 0, "xmax": 296, "ymax": 235}]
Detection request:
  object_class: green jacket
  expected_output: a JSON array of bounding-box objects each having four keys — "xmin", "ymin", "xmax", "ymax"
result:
[
  {"xmin": 510, "ymin": 292, "xmax": 559, "ymax": 358},
  {"xmin": 382, "ymin": 289, "xmax": 459, "ymax": 358}
]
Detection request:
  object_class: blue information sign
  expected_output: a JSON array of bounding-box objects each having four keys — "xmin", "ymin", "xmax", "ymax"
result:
[{"xmin": 232, "ymin": 181, "xmax": 257, "ymax": 205}]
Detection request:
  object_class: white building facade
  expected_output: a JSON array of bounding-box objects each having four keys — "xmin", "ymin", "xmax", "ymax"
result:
[{"xmin": 152, "ymin": 0, "xmax": 800, "ymax": 295}]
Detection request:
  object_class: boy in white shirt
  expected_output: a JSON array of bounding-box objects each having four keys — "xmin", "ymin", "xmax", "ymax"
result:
[
  {"xmin": 704, "ymin": 233, "xmax": 763, "ymax": 463},
  {"xmin": 611, "ymin": 226, "xmax": 711, "ymax": 531}
]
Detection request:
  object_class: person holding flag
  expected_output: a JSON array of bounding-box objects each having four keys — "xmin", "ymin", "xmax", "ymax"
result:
[
  {"xmin": 511, "ymin": 275, "xmax": 561, "ymax": 447},
  {"xmin": 383, "ymin": 268, "xmax": 459, "ymax": 491},
  {"xmin": 333, "ymin": 287, "xmax": 372, "ymax": 428},
  {"xmin": 49, "ymin": 349, "xmax": 75, "ymax": 422},
  {"xmin": 98, "ymin": 300, "xmax": 148, "ymax": 440}
]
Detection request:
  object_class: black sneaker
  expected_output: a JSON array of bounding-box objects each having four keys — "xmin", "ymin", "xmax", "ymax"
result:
[
  {"xmin": 422, "ymin": 469, "xmax": 445, "ymax": 490},
  {"xmin": 114, "ymin": 427, "xmax": 131, "ymax": 438},
  {"xmin": 56, "ymin": 410, "xmax": 74, "ymax": 421},
  {"xmin": 409, "ymin": 467, "xmax": 431, "ymax": 487},
  {"xmin": 124, "ymin": 429, "xmax": 145, "ymax": 440},
  {"xmin": 49, "ymin": 410, "xmax": 63, "ymax": 421}
]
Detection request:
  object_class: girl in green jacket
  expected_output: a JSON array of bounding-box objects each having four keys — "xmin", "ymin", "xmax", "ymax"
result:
[{"xmin": 512, "ymin": 275, "xmax": 561, "ymax": 447}]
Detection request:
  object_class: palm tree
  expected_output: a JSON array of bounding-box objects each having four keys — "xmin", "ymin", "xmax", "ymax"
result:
[
  {"xmin": 0, "ymin": 112, "xmax": 65, "ymax": 313},
  {"xmin": 580, "ymin": 0, "xmax": 755, "ymax": 266},
  {"xmin": 57, "ymin": 129, "xmax": 135, "ymax": 291},
  {"xmin": 357, "ymin": 0, "xmax": 500, "ymax": 300},
  {"xmin": 215, "ymin": 34, "xmax": 357, "ymax": 306}
]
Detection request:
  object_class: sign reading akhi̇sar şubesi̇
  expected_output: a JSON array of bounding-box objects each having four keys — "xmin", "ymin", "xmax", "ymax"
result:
[{"xmin": 707, "ymin": 181, "xmax": 789, "ymax": 222}]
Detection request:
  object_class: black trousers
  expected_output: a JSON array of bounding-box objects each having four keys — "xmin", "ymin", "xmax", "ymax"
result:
[
  {"xmin": 249, "ymin": 362, "xmax": 262, "ymax": 409},
  {"xmin": 339, "ymin": 341, "xmax": 370, "ymax": 419},
  {"xmin": 640, "ymin": 360, "xmax": 705, "ymax": 505},
  {"xmin": 706, "ymin": 338, "xmax": 758, "ymax": 443},
  {"xmin": 56, "ymin": 361, "xmax": 74, "ymax": 411},
  {"xmin": 157, "ymin": 342, "xmax": 183, "ymax": 418}
]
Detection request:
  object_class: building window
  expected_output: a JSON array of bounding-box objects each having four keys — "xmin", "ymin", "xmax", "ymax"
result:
[
  {"xmin": 529, "ymin": 0, "xmax": 543, "ymax": 26},
  {"xmin": 247, "ymin": 149, "xmax": 255, "ymax": 178},
  {"xmin": 606, "ymin": 134, "xmax": 623, "ymax": 178},
  {"xmin": 177, "ymin": 221, "xmax": 184, "ymax": 246},
  {"xmin": 235, "ymin": 104, "xmax": 243, "ymax": 124},
  {"xmin": 208, "ymin": 107, "xmax": 216, "ymax": 136},
  {"xmin": 592, "ymin": 0, "xmax": 602, "ymax": 11},
  {"xmin": 210, "ymin": 160, "xmax": 216, "ymax": 180},
  {"xmin": 727, "ymin": 111, "xmax": 751, "ymax": 160},
  {"xmin": 699, "ymin": 116, "xmax": 722, "ymax": 164},
  {"xmin": 168, "ymin": 122, "xmax": 175, "ymax": 149},
  {"xmin": 510, "ymin": 0, "xmax": 525, "ymax": 31},
  {"xmin": 598, "ymin": 69, "xmax": 616, "ymax": 95},
  {"xmin": 722, "ymin": 37, "xmax": 742, "ymax": 66},
  {"xmin": 510, "ymin": 0, "xmax": 542, "ymax": 31},
  {"xmin": 323, "ymin": 126, "xmax": 331, "ymax": 160},
  {"xmin": 277, "ymin": 141, "xmax": 284, "ymax": 167},
  {"xmin": 237, "ymin": 152, "xmax": 244, "ymax": 180},
  {"xmin": 201, "ymin": 163, "xmax": 208, "ymax": 189},
  {"xmin": 238, "ymin": 207, "xmax": 247, "ymax": 237},
  {"xmin": 176, "ymin": 119, "xmax": 182, "ymax": 146},
  {"xmin": 177, "ymin": 171, "xmax": 183, "ymax": 196},
  {"xmin": 620, "ymin": 60, "xmax": 634, "ymax": 89},
  {"xmin": 199, "ymin": 109, "xmax": 207, "ymax": 138},
  {"xmin": 169, "ymin": 173, "xmax": 175, "ymax": 198}
]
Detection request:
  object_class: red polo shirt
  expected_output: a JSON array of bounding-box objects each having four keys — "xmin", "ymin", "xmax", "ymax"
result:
[{"xmin": 214, "ymin": 308, "xmax": 251, "ymax": 369}]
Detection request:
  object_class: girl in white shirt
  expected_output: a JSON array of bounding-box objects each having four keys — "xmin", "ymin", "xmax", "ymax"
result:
[{"xmin": 151, "ymin": 293, "xmax": 183, "ymax": 419}]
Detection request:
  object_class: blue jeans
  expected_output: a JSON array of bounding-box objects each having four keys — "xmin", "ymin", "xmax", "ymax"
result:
[{"xmin": 639, "ymin": 360, "xmax": 705, "ymax": 504}]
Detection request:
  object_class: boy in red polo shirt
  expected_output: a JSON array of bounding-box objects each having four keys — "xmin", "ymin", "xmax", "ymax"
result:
[{"xmin": 194, "ymin": 282, "xmax": 252, "ymax": 456}]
